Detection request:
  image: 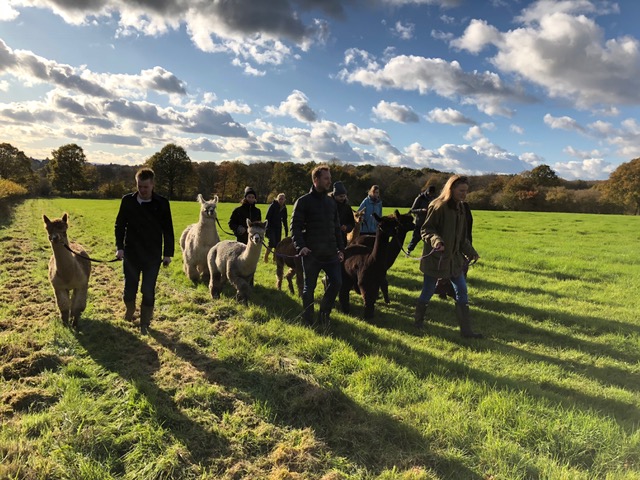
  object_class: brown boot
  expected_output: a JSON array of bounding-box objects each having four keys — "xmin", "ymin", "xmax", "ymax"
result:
[
  {"xmin": 455, "ymin": 303, "xmax": 483, "ymax": 338},
  {"xmin": 414, "ymin": 301, "xmax": 428, "ymax": 329},
  {"xmin": 124, "ymin": 301, "xmax": 136, "ymax": 322},
  {"xmin": 140, "ymin": 305, "xmax": 153, "ymax": 335}
]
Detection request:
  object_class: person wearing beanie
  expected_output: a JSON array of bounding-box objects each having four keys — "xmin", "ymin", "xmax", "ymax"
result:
[
  {"xmin": 228, "ymin": 186, "xmax": 262, "ymax": 244},
  {"xmin": 328, "ymin": 181, "xmax": 355, "ymax": 247},
  {"xmin": 407, "ymin": 184, "xmax": 437, "ymax": 254}
]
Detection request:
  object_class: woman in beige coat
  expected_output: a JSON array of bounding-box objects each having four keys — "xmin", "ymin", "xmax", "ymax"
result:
[{"xmin": 414, "ymin": 175, "xmax": 482, "ymax": 338}]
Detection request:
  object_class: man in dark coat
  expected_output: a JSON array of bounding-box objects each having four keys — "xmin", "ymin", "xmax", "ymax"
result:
[
  {"xmin": 115, "ymin": 167, "xmax": 174, "ymax": 334},
  {"xmin": 407, "ymin": 185, "xmax": 437, "ymax": 254},
  {"xmin": 264, "ymin": 192, "xmax": 288, "ymax": 262},
  {"xmin": 328, "ymin": 181, "xmax": 355, "ymax": 247},
  {"xmin": 291, "ymin": 165, "xmax": 345, "ymax": 328},
  {"xmin": 229, "ymin": 186, "xmax": 262, "ymax": 244}
]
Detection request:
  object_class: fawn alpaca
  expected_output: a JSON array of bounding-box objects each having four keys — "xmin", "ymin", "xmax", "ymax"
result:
[
  {"xmin": 180, "ymin": 194, "xmax": 220, "ymax": 283},
  {"xmin": 43, "ymin": 213, "xmax": 91, "ymax": 329},
  {"xmin": 207, "ymin": 220, "xmax": 268, "ymax": 304}
]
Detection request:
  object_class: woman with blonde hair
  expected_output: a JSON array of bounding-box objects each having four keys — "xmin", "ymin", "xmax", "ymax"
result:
[{"xmin": 414, "ymin": 175, "xmax": 482, "ymax": 338}]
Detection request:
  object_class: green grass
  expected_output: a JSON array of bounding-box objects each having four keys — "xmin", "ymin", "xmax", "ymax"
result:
[{"xmin": 1, "ymin": 198, "xmax": 639, "ymax": 479}]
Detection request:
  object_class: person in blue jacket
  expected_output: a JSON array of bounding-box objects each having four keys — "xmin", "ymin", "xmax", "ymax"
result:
[{"xmin": 358, "ymin": 185, "xmax": 382, "ymax": 235}]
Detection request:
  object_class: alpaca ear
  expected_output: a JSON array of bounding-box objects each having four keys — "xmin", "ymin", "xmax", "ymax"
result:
[
  {"xmin": 43, "ymin": 215, "xmax": 51, "ymax": 225},
  {"xmin": 62, "ymin": 213, "xmax": 68, "ymax": 223},
  {"xmin": 394, "ymin": 209, "xmax": 401, "ymax": 217},
  {"xmin": 197, "ymin": 194, "xmax": 204, "ymax": 204},
  {"xmin": 246, "ymin": 218, "xmax": 252, "ymax": 228},
  {"xmin": 213, "ymin": 195, "xmax": 219, "ymax": 204},
  {"xmin": 263, "ymin": 220, "xmax": 268, "ymax": 229}
]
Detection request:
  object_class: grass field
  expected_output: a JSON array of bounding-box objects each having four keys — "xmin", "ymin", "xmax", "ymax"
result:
[{"xmin": 1, "ymin": 198, "xmax": 639, "ymax": 479}]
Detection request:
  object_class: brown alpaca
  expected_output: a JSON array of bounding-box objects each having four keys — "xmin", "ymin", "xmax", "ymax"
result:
[
  {"xmin": 274, "ymin": 236, "xmax": 303, "ymax": 297},
  {"xmin": 339, "ymin": 210, "xmax": 407, "ymax": 320},
  {"xmin": 346, "ymin": 208, "xmax": 366, "ymax": 245},
  {"xmin": 352, "ymin": 211, "xmax": 414, "ymax": 304},
  {"xmin": 43, "ymin": 213, "xmax": 91, "ymax": 329}
]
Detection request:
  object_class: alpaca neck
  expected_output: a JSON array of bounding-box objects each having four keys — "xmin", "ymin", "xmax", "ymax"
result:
[
  {"xmin": 51, "ymin": 242, "xmax": 76, "ymax": 274},
  {"xmin": 370, "ymin": 228, "xmax": 391, "ymax": 266},
  {"xmin": 195, "ymin": 216, "xmax": 220, "ymax": 242},
  {"xmin": 238, "ymin": 238, "xmax": 263, "ymax": 272},
  {"xmin": 386, "ymin": 229, "xmax": 408, "ymax": 266}
]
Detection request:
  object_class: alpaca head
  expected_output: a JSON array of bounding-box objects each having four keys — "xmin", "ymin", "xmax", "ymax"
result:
[
  {"xmin": 43, "ymin": 213, "xmax": 69, "ymax": 245},
  {"xmin": 353, "ymin": 208, "xmax": 366, "ymax": 225},
  {"xmin": 246, "ymin": 219, "xmax": 268, "ymax": 246},
  {"xmin": 394, "ymin": 209, "xmax": 415, "ymax": 234},
  {"xmin": 197, "ymin": 194, "xmax": 219, "ymax": 219}
]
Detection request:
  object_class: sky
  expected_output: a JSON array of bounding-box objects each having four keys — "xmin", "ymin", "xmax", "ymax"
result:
[{"xmin": 1, "ymin": 0, "xmax": 640, "ymax": 181}]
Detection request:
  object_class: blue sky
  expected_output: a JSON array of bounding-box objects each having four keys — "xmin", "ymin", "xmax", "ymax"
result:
[{"xmin": 1, "ymin": 0, "xmax": 640, "ymax": 180}]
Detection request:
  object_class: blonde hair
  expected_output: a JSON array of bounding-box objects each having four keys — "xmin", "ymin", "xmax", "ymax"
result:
[{"xmin": 433, "ymin": 175, "xmax": 469, "ymax": 208}]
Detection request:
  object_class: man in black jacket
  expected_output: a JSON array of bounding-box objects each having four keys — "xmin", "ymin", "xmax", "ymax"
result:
[
  {"xmin": 115, "ymin": 168, "xmax": 174, "ymax": 334},
  {"xmin": 291, "ymin": 165, "xmax": 344, "ymax": 328},
  {"xmin": 407, "ymin": 185, "xmax": 436, "ymax": 254},
  {"xmin": 264, "ymin": 192, "xmax": 288, "ymax": 263},
  {"xmin": 328, "ymin": 181, "xmax": 355, "ymax": 247}
]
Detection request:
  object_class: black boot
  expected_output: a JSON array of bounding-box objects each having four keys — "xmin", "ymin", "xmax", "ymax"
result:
[
  {"xmin": 455, "ymin": 303, "xmax": 483, "ymax": 339},
  {"xmin": 302, "ymin": 304, "xmax": 315, "ymax": 327},
  {"xmin": 124, "ymin": 301, "xmax": 136, "ymax": 322},
  {"xmin": 317, "ymin": 311, "xmax": 331, "ymax": 332},
  {"xmin": 140, "ymin": 305, "xmax": 153, "ymax": 335},
  {"xmin": 414, "ymin": 301, "xmax": 428, "ymax": 328}
]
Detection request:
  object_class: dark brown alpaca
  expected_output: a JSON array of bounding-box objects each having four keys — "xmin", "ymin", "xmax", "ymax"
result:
[
  {"xmin": 352, "ymin": 210, "xmax": 414, "ymax": 304},
  {"xmin": 339, "ymin": 210, "xmax": 407, "ymax": 320},
  {"xmin": 274, "ymin": 236, "xmax": 303, "ymax": 297}
]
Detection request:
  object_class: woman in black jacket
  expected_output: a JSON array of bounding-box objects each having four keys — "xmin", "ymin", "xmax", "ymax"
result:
[{"xmin": 228, "ymin": 186, "xmax": 262, "ymax": 244}]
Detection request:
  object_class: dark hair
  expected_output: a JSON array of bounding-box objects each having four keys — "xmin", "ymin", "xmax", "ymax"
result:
[{"xmin": 135, "ymin": 168, "xmax": 155, "ymax": 182}]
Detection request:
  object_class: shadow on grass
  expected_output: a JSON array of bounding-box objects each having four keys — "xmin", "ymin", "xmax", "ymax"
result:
[
  {"xmin": 329, "ymin": 305, "xmax": 640, "ymax": 432},
  {"xmin": 77, "ymin": 318, "xmax": 230, "ymax": 464},
  {"xmin": 150, "ymin": 327, "xmax": 479, "ymax": 478},
  {"xmin": 0, "ymin": 199, "xmax": 22, "ymax": 230}
]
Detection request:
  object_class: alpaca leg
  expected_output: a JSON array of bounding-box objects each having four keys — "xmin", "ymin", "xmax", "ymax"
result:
[
  {"xmin": 295, "ymin": 264, "xmax": 304, "ymax": 298},
  {"xmin": 276, "ymin": 261, "xmax": 284, "ymax": 290},
  {"xmin": 185, "ymin": 262, "xmax": 200, "ymax": 283},
  {"xmin": 229, "ymin": 274, "xmax": 250, "ymax": 304},
  {"xmin": 209, "ymin": 271, "xmax": 223, "ymax": 299},
  {"xmin": 362, "ymin": 288, "xmax": 377, "ymax": 320},
  {"xmin": 54, "ymin": 288, "xmax": 71, "ymax": 325},
  {"xmin": 339, "ymin": 281, "xmax": 351, "ymax": 314},
  {"xmin": 199, "ymin": 264, "xmax": 210, "ymax": 285},
  {"xmin": 381, "ymin": 275, "xmax": 390, "ymax": 304},
  {"xmin": 70, "ymin": 286, "xmax": 88, "ymax": 329},
  {"xmin": 285, "ymin": 268, "xmax": 296, "ymax": 295}
]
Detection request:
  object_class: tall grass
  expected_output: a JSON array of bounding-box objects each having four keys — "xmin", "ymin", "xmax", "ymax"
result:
[{"xmin": 1, "ymin": 198, "xmax": 638, "ymax": 479}]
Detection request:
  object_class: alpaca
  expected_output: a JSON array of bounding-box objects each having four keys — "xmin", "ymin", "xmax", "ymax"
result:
[
  {"xmin": 43, "ymin": 213, "xmax": 91, "ymax": 329},
  {"xmin": 207, "ymin": 219, "xmax": 268, "ymax": 304},
  {"xmin": 180, "ymin": 194, "xmax": 220, "ymax": 284},
  {"xmin": 339, "ymin": 210, "xmax": 406, "ymax": 320},
  {"xmin": 346, "ymin": 208, "xmax": 366, "ymax": 245},
  {"xmin": 352, "ymin": 211, "xmax": 414, "ymax": 304},
  {"xmin": 274, "ymin": 236, "xmax": 303, "ymax": 297}
]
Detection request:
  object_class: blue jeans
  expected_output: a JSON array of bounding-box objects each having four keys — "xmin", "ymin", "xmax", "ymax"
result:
[
  {"xmin": 123, "ymin": 258, "xmax": 161, "ymax": 307},
  {"xmin": 301, "ymin": 255, "xmax": 342, "ymax": 319},
  {"xmin": 419, "ymin": 272, "xmax": 468, "ymax": 305}
]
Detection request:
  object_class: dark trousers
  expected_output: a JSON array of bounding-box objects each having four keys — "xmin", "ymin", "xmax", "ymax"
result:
[
  {"xmin": 301, "ymin": 255, "xmax": 342, "ymax": 320},
  {"xmin": 123, "ymin": 258, "xmax": 161, "ymax": 307},
  {"xmin": 407, "ymin": 216, "xmax": 426, "ymax": 251}
]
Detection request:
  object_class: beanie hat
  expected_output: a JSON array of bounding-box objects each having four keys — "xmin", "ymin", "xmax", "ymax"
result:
[
  {"xmin": 244, "ymin": 186, "xmax": 257, "ymax": 198},
  {"xmin": 332, "ymin": 181, "xmax": 347, "ymax": 196}
]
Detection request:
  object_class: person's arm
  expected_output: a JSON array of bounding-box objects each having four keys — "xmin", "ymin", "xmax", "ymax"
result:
[
  {"xmin": 282, "ymin": 206, "xmax": 289, "ymax": 237},
  {"xmin": 421, "ymin": 205, "xmax": 444, "ymax": 250},
  {"xmin": 162, "ymin": 199, "xmax": 175, "ymax": 260},
  {"xmin": 290, "ymin": 198, "xmax": 307, "ymax": 252},
  {"xmin": 114, "ymin": 197, "xmax": 127, "ymax": 259},
  {"xmin": 228, "ymin": 207, "xmax": 244, "ymax": 236}
]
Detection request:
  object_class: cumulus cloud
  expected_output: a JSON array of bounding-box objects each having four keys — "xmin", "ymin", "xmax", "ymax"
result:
[
  {"xmin": 337, "ymin": 49, "xmax": 535, "ymax": 116},
  {"xmin": 392, "ymin": 21, "xmax": 415, "ymax": 40},
  {"xmin": 543, "ymin": 113, "xmax": 586, "ymax": 133},
  {"xmin": 451, "ymin": 1, "xmax": 640, "ymax": 109},
  {"xmin": 372, "ymin": 100, "xmax": 419, "ymax": 123},
  {"xmin": 427, "ymin": 107, "xmax": 475, "ymax": 125},
  {"xmin": 265, "ymin": 90, "xmax": 318, "ymax": 123},
  {"xmin": 552, "ymin": 158, "xmax": 614, "ymax": 180}
]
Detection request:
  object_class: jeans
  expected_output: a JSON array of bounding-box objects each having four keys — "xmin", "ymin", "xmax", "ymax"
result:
[
  {"xmin": 301, "ymin": 255, "xmax": 342, "ymax": 318},
  {"xmin": 419, "ymin": 272, "xmax": 468, "ymax": 305},
  {"xmin": 123, "ymin": 258, "xmax": 161, "ymax": 307}
]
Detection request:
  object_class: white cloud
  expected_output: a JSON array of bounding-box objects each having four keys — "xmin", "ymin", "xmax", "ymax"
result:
[
  {"xmin": 265, "ymin": 90, "xmax": 318, "ymax": 123},
  {"xmin": 452, "ymin": 1, "xmax": 640, "ymax": 109},
  {"xmin": 392, "ymin": 21, "xmax": 415, "ymax": 40},
  {"xmin": 427, "ymin": 107, "xmax": 475, "ymax": 125},
  {"xmin": 510, "ymin": 124, "xmax": 524, "ymax": 134},
  {"xmin": 372, "ymin": 100, "xmax": 419, "ymax": 123},
  {"xmin": 552, "ymin": 158, "xmax": 614, "ymax": 180},
  {"xmin": 338, "ymin": 50, "xmax": 535, "ymax": 116},
  {"xmin": 543, "ymin": 113, "xmax": 585, "ymax": 133}
]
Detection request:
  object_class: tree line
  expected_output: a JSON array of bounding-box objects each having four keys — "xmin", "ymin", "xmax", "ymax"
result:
[{"xmin": 1, "ymin": 142, "xmax": 639, "ymax": 215}]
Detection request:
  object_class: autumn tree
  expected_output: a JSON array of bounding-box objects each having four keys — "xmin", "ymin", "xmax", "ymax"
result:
[
  {"xmin": 269, "ymin": 162, "xmax": 309, "ymax": 204},
  {"xmin": 48, "ymin": 144, "xmax": 89, "ymax": 195},
  {"xmin": 146, "ymin": 143, "xmax": 194, "ymax": 200},
  {"xmin": 0, "ymin": 143, "xmax": 35, "ymax": 188},
  {"xmin": 523, "ymin": 164, "xmax": 561, "ymax": 187},
  {"xmin": 601, "ymin": 158, "xmax": 640, "ymax": 214}
]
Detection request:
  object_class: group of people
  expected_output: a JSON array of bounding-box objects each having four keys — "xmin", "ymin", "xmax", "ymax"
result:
[{"xmin": 113, "ymin": 166, "xmax": 481, "ymax": 338}]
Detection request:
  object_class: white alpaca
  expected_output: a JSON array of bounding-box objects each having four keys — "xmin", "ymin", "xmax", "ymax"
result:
[
  {"xmin": 207, "ymin": 219, "xmax": 268, "ymax": 304},
  {"xmin": 180, "ymin": 194, "xmax": 220, "ymax": 283}
]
